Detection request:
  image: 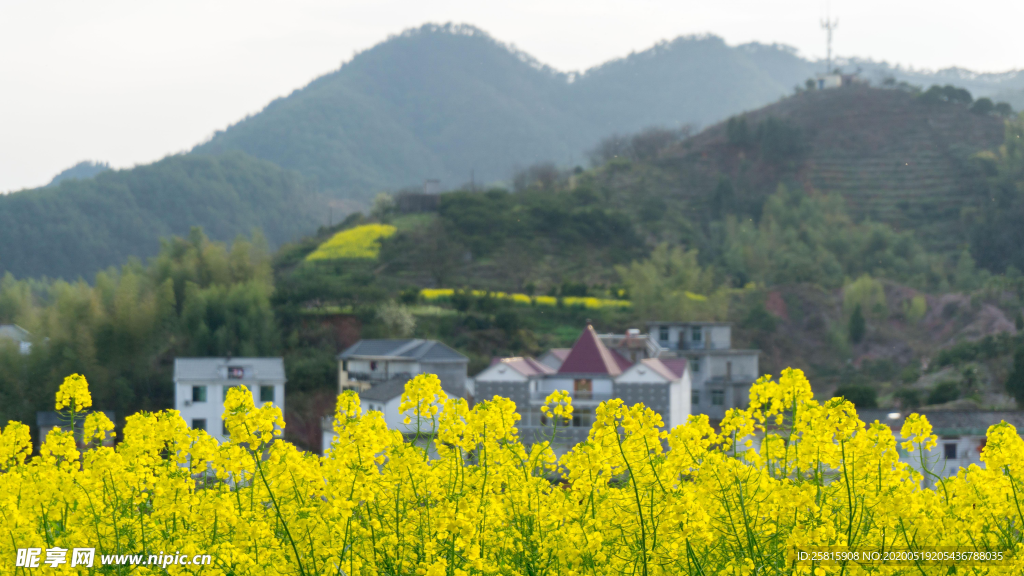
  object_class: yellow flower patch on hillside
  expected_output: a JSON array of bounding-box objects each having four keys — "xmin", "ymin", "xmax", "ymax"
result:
[
  {"xmin": 306, "ymin": 224, "xmax": 397, "ymax": 261},
  {"xmin": 420, "ymin": 288, "xmax": 632, "ymax": 309}
]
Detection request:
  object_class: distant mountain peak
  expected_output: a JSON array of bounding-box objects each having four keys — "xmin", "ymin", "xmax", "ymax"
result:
[
  {"xmin": 191, "ymin": 23, "xmax": 1024, "ymax": 203},
  {"xmin": 389, "ymin": 22, "xmax": 565, "ymax": 77},
  {"xmin": 47, "ymin": 160, "xmax": 111, "ymax": 187}
]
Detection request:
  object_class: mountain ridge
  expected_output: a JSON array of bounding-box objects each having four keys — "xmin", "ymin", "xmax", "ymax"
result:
[
  {"xmin": 192, "ymin": 23, "xmax": 1022, "ymax": 203},
  {"xmin": 0, "ymin": 152, "xmax": 326, "ymax": 279}
]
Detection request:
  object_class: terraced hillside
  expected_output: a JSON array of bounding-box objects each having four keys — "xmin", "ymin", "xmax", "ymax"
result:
[{"xmin": 677, "ymin": 86, "xmax": 1006, "ymax": 250}]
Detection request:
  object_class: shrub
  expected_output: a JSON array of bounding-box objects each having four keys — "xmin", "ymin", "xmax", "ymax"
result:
[
  {"xmin": 904, "ymin": 294, "xmax": 927, "ymax": 323},
  {"xmin": 1006, "ymin": 346, "xmax": 1024, "ymax": 406},
  {"xmin": 861, "ymin": 358, "xmax": 897, "ymax": 382},
  {"xmin": 928, "ymin": 380, "xmax": 961, "ymax": 405},
  {"xmin": 900, "ymin": 365, "xmax": 921, "ymax": 384},
  {"xmin": 834, "ymin": 384, "xmax": 878, "ymax": 408},
  {"xmin": 893, "ymin": 388, "xmax": 922, "ymax": 410},
  {"xmin": 741, "ymin": 303, "xmax": 778, "ymax": 333},
  {"xmin": 494, "ymin": 310, "xmax": 521, "ymax": 335}
]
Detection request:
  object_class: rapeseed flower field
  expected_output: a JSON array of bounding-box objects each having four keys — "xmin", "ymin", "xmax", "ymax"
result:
[
  {"xmin": 305, "ymin": 224, "xmax": 397, "ymax": 261},
  {"xmin": 3, "ymin": 370, "xmax": 1024, "ymax": 574},
  {"xmin": 420, "ymin": 288, "xmax": 632, "ymax": 310}
]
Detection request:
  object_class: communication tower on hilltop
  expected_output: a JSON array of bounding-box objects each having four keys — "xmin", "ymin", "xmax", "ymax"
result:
[{"xmin": 820, "ymin": 16, "xmax": 838, "ymax": 74}]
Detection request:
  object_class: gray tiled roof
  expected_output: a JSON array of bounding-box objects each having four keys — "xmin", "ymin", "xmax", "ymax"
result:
[
  {"xmin": 0, "ymin": 324, "xmax": 30, "ymax": 341},
  {"xmin": 859, "ymin": 409, "xmax": 1024, "ymax": 436},
  {"xmin": 358, "ymin": 377, "xmax": 410, "ymax": 402},
  {"xmin": 339, "ymin": 339, "xmax": 467, "ymax": 363},
  {"xmin": 646, "ymin": 321, "xmax": 731, "ymax": 327},
  {"xmin": 173, "ymin": 357, "xmax": 286, "ymax": 381}
]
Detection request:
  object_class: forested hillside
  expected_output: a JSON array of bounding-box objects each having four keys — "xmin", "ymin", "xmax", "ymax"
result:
[
  {"xmin": 2, "ymin": 110, "xmax": 1022, "ymax": 451},
  {"xmin": 590, "ymin": 85, "xmax": 1007, "ymax": 254},
  {"xmin": 0, "ymin": 152, "xmax": 325, "ymax": 279},
  {"xmin": 193, "ymin": 23, "xmax": 1022, "ymax": 203}
]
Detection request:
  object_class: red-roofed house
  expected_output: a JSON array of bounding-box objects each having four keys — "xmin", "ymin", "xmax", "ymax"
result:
[{"xmin": 475, "ymin": 325, "xmax": 692, "ymax": 449}]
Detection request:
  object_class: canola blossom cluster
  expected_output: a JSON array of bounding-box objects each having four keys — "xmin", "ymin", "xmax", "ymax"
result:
[
  {"xmin": 420, "ymin": 288, "xmax": 632, "ymax": 310},
  {"xmin": 2, "ymin": 370, "xmax": 1024, "ymax": 574},
  {"xmin": 305, "ymin": 223, "xmax": 397, "ymax": 261}
]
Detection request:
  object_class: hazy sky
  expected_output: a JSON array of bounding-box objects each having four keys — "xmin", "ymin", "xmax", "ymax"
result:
[{"xmin": 2, "ymin": 0, "xmax": 1021, "ymax": 193}]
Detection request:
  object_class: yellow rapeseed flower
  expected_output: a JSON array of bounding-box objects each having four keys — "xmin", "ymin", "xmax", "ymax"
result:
[
  {"xmin": 54, "ymin": 373, "xmax": 91, "ymax": 411},
  {"xmin": 2, "ymin": 368, "xmax": 1024, "ymax": 575},
  {"xmin": 306, "ymin": 223, "xmax": 397, "ymax": 261}
]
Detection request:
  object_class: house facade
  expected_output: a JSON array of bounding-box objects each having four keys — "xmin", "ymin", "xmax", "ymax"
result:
[
  {"xmin": 475, "ymin": 325, "xmax": 691, "ymax": 451},
  {"xmin": 322, "ymin": 339, "xmax": 469, "ymax": 454},
  {"xmin": 173, "ymin": 357, "xmax": 286, "ymax": 443},
  {"xmin": 321, "ymin": 376, "xmax": 446, "ymax": 454},
  {"xmin": 338, "ymin": 339, "xmax": 469, "ymax": 398},
  {"xmin": 858, "ymin": 410, "xmax": 1024, "ymax": 486},
  {"xmin": 647, "ymin": 321, "xmax": 759, "ymax": 421}
]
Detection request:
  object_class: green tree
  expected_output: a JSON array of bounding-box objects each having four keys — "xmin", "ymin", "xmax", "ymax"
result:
[
  {"xmin": 969, "ymin": 113, "xmax": 1024, "ymax": 272},
  {"xmin": 376, "ymin": 301, "xmax": 416, "ymax": 338},
  {"xmin": 1005, "ymin": 346, "xmax": 1024, "ymax": 406},
  {"xmin": 928, "ymin": 381, "xmax": 961, "ymax": 405},
  {"xmin": 894, "ymin": 388, "xmax": 921, "ymax": 410},
  {"xmin": 849, "ymin": 304, "xmax": 866, "ymax": 344},
  {"xmin": 834, "ymin": 384, "xmax": 877, "ymax": 408},
  {"xmin": 844, "ymin": 275, "xmax": 888, "ymax": 319},
  {"xmin": 616, "ymin": 244, "xmax": 729, "ymax": 321}
]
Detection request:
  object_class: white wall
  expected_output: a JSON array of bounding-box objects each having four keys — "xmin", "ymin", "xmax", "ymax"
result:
[
  {"xmin": 539, "ymin": 377, "xmax": 613, "ymax": 398},
  {"xmin": 668, "ymin": 371, "xmax": 692, "ymax": 429},
  {"xmin": 347, "ymin": 359, "xmax": 421, "ymax": 379},
  {"xmin": 176, "ymin": 381, "xmax": 285, "ymax": 443},
  {"xmin": 707, "ymin": 326, "xmax": 732, "ymax": 350}
]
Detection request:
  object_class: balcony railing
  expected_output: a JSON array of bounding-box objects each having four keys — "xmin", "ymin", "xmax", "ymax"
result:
[{"xmin": 529, "ymin": 390, "xmax": 614, "ymax": 403}]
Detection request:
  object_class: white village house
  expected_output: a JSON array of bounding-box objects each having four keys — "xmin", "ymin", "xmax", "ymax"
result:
[
  {"xmin": 322, "ymin": 339, "xmax": 469, "ymax": 453},
  {"xmin": 648, "ymin": 321, "xmax": 760, "ymax": 421},
  {"xmin": 858, "ymin": 409, "xmax": 1024, "ymax": 486},
  {"xmin": 173, "ymin": 357, "xmax": 286, "ymax": 443}
]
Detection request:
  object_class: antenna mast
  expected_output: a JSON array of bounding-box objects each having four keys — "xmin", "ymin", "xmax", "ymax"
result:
[{"xmin": 820, "ymin": 16, "xmax": 838, "ymax": 74}]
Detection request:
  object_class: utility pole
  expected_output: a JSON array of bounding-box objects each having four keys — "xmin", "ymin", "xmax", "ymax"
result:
[{"xmin": 820, "ymin": 16, "xmax": 838, "ymax": 74}]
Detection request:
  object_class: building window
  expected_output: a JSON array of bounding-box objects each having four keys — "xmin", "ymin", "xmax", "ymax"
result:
[
  {"xmin": 692, "ymin": 327, "xmax": 702, "ymax": 341},
  {"xmin": 573, "ymin": 378, "xmax": 592, "ymax": 400},
  {"xmin": 222, "ymin": 420, "xmax": 229, "ymax": 437},
  {"xmin": 691, "ymin": 390, "xmax": 700, "ymax": 405},
  {"xmin": 224, "ymin": 385, "xmax": 247, "ymax": 401},
  {"xmin": 228, "ymin": 366, "xmax": 244, "ymax": 379},
  {"xmin": 192, "ymin": 385, "xmax": 207, "ymax": 402},
  {"xmin": 659, "ymin": 326, "xmax": 669, "ymax": 342},
  {"xmin": 944, "ymin": 443, "xmax": 957, "ymax": 459},
  {"xmin": 260, "ymin": 385, "xmax": 275, "ymax": 403},
  {"xmin": 192, "ymin": 418, "xmax": 207, "ymax": 431},
  {"xmin": 711, "ymin": 390, "xmax": 724, "ymax": 406},
  {"xmin": 691, "ymin": 359, "xmax": 700, "ymax": 373},
  {"xmin": 370, "ymin": 361, "xmax": 378, "ymax": 371}
]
